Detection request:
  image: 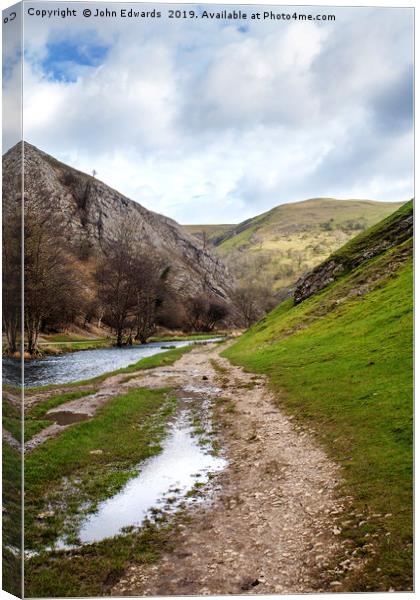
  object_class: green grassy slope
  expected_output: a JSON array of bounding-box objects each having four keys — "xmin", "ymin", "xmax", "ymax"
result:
[
  {"xmin": 214, "ymin": 198, "xmax": 404, "ymax": 291},
  {"xmin": 224, "ymin": 202, "xmax": 413, "ymax": 591}
]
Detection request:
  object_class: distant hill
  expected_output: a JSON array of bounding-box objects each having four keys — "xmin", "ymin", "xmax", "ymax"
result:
[
  {"xmin": 195, "ymin": 198, "xmax": 405, "ymax": 293},
  {"xmin": 225, "ymin": 200, "xmax": 413, "ymax": 591},
  {"xmin": 3, "ymin": 142, "xmax": 232, "ymax": 302}
]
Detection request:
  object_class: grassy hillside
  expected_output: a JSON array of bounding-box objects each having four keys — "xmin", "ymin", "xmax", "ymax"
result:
[
  {"xmin": 214, "ymin": 198, "xmax": 404, "ymax": 291},
  {"xmin": 224, "ymin": 201, "xmax": 413, "ymax": 591}
]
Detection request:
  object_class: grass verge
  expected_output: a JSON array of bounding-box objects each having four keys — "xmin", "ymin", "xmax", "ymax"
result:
[
  {"xmin": 25, "ymin": 388, "xmax": 176, "ymax": 548},
  {"xmin": 150, "ymin": 333, "xmax": 224, "ymax": 342},
  {"xmin": 2, "ymin": 443, "xmax": 22, "ymax": 597},
  {"xmin": 25, "ymin": 520, "xmax": 176, "ymax": 598},
  {"xmin": 3, "ymin": 395, "xmax": 21, "ymax": 442}
]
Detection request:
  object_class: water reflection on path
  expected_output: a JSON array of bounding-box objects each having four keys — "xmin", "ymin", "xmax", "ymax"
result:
[{"xmin": 76, "ymin": 406, "xmax": 226, "ymax": 545}]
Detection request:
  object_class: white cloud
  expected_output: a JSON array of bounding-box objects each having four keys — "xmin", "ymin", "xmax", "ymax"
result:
[{"xmin": 3, "ymin": 4, "xmax": 413, "ymax": 223}]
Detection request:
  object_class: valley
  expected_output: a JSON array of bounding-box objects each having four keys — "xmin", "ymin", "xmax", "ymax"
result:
[
  {"xmin": 185, "ymin": 198, "xmax": 403, "ymax": 293},
  {"xmin": 2, "ymin": 143, "xmax": 413, "ymax": 596}
]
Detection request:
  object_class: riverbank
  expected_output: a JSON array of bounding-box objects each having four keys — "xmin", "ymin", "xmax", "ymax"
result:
[
  {"xmin": 23, "ymin": 345, "xmax": 197, "ymax": 450},
  {"xmin": 3, "ymin": 332, "xmax": 227, "ymax": 359},
  {"xmin": 2, "ymin": 344, "xmax": 206, "ymax": 595}
]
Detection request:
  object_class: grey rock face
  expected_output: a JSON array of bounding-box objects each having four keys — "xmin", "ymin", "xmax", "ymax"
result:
[
  {"xmin": 293, "ymin": 260, "xmax": 345, "ymax": 305},
  {"xmin": 4, "ymin": 142, "xmax": 232, "ymax": 301}
]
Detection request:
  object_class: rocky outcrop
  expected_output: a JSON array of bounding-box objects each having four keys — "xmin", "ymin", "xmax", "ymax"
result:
[
  {"xmin": 294, "ymin": 200, "xmax": 413, "ymax": 304},
  {"xmin": 3, "ymin": 142, "xmax": 232, "ymax": 300}
]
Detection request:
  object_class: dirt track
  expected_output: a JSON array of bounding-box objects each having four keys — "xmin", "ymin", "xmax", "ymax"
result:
[{"xmin": 106, "ymin": 342, "xmax": 347, "ymax": 595}]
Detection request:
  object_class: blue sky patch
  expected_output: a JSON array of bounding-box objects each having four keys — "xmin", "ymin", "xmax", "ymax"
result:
[{"xmin": 40, "ymin": 36, "xmax": 109, "ymax": 82}]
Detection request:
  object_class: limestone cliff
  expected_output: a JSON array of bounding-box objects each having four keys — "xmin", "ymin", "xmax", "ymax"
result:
[{"xmin": 4, "ymin": 142, "xmax": 232, "ymax": 301}]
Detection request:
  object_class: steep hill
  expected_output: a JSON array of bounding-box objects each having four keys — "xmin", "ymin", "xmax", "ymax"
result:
[
  {"xmin": 3, "ymin": 142, "xmax": 232, "ymax": 301},
  {"xmin": 207, "ymin": 198, "xmax": 404, "ymax": 292},
  {"xmin": 224, "ymin": 200, "xmax": 413, "ymax": 591}
]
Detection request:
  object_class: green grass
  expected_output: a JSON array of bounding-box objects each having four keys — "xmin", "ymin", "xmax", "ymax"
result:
[
  {"xmin": 3, "ymin": 396, "xmax": 21, "ymax": 442},
  {"xmin": 113, "ymin": 344, "xmax": 195, "ymax": 376},
  {"xmin": 25, "ymin": 389, "xmax": 175, "ymax": 597},
  {"xmin": 24, "ymin": 386, "xmax": 178, "ymax": 596},
  {"xmin": 39, "ymin": 339, "xmax": 112, "ymax": 355},
  {"xmin": 54, "ymin": 340, "xmax": 111, "ymax": 352},
  {"xmin": 27, "ymin": 390, "xmax": 96, "ymax": 419},
  {"xmin": 150, "ymin": 333, "xmax": 223, "ymax": 342},
  {"xmin": 2, "ymin": 443, "xmax": 22, "ymax": 597},
  {"xmin": 41, "ymin": 334, "xmax": 95, "ymax": 343},
  {"xmin": 25, "ymin": 521, "xmax": 176, "ymax": 598},
  {"xmin": 224, "ymin": 242, "xmax": 413, "ymax": 591}
]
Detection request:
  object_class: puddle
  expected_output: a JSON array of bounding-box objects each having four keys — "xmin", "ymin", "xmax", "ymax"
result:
[
  {"xmin": 46, "ymin": 411, "xmax": 90, "ymax": 426},
  {"xmin": 56, "ymin": 400, "xmax": 226, "ymax": 547}
]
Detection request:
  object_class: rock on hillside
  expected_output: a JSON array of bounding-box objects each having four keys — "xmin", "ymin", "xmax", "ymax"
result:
[
  {"xmin": 4, "ymin": 142, "xmax": 232, "ymax": 300},
  {"xmin": 294, "ymin": 200, "xmax": 413, "ymax": 304}
]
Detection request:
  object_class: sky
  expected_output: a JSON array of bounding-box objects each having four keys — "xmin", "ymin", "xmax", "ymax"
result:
[{"xmin": 2, "ymin": 2, "xmax": 414, "ymax": 223}]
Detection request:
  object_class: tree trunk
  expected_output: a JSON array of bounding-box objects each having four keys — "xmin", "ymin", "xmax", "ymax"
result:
[{"xmin": 4, "ymin": 317, "xmax": 18, "ymax": 353}]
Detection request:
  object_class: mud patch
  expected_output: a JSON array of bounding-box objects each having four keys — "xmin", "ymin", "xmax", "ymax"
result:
[{"xmin": 46, "ymin": 411, "xmax": 90, "ymax": 426}]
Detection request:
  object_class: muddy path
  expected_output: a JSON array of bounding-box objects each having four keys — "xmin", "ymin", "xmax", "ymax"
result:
[{"xmin": 103, "ymin": 342, "xmax": 347, "ymax": 595}]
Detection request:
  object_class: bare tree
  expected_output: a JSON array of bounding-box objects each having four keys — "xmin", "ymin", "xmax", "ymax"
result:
[
  {"xmin": 95, "ymin": 221, "xmax": 139, "ymax": 346},
  {"xmin": 24, "ymin": 194, "xmax": 84, "ymax": 354},
  {"xmin": 2, "ymin": 197, "xmax": 21, "ymax": 354},
  {"xmin": 185, "ymin": 294, "xmax": 229, "ymax": 332},
  {"xmin": 133, "ymin": 254, "xmax": 167, "ymax": 343},
  {"xmin": 232, "ymin": 284, "xmax": 277, "ymax": 328}
]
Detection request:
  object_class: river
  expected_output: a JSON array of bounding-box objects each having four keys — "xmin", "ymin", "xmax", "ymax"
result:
[{"xmin": 3, "ymin": 338, "xmax": 223, "ymax": 388}]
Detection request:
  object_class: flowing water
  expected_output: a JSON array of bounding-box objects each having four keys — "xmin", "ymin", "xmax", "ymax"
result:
[{"xmin": 3, "ymin": 338, "xmax": 223, "ymax": 387}]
